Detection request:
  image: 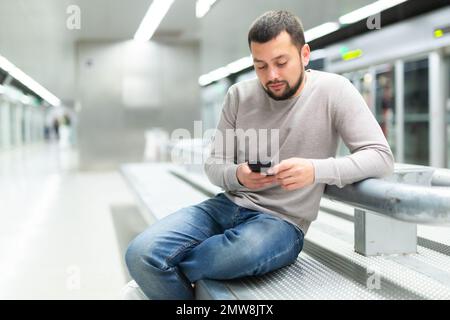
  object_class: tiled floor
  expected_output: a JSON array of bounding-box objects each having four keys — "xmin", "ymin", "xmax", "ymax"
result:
[{"xmin": 0, "ymin": 143, "xmax": 141, "ymax": 299}]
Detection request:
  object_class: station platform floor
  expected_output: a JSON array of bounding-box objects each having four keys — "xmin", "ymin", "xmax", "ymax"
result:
[{"xmin": 0, "ymin": 143, "xmax": 141, "ymax": 299}]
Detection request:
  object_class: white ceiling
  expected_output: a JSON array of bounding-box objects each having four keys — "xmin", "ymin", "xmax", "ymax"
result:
[{"xmin": 0, "ymin": 0, "xmax": 374, "ymax": 103}]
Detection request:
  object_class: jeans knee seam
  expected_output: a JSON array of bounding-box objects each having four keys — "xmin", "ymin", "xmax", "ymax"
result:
[
  {"xmin": 172, "ymin": 265, "xmax": 196, "ymax": 293},
  {"xmin": 138, "ymin": 256, "xmax": 195, "ymax": 295},
  {"xmin": 283, "ymin": 220, "xmax": 305, "ymax": 242},
  {"xmin": 253, "ymin": 238, "xmax": 301, "ymax": 273},
  {"xmin": 166, "ymin": 239, "xmax": 200, "ymax": 267}
]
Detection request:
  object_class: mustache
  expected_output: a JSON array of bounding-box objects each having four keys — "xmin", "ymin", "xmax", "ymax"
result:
[{"xmin": 266, "ymin": 80, "xmax": 288, "ymax": 86}]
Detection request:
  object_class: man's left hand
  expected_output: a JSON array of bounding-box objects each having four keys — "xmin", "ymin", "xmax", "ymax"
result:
[{"xmin": 268, "ymin": 158, "xmax": 315, "ymax": 191}]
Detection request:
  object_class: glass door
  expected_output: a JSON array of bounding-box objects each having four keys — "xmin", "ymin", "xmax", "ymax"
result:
[
  {"xmin": 446, "ymin": 54, "xmax": 450, "ymax": 168},
  {"xmin": 404, "ymin": 58, "xmax": 430, "ymax": 166},
  {"xmin": 375, "ymin": 64, "xmax": 396, "ymax": 157}
]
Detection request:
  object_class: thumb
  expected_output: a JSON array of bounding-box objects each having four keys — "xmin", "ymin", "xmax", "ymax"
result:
[
  {"xmin": 268, "ymin": 159, "xmax": 295, "ymax": 175},
  {"xmin": 239, "ymin": 162, "xmax": 252, "ymax": 174},
  {"xmin": 267, "ymin": 162, "xmax": 283, "ymax": 175}
]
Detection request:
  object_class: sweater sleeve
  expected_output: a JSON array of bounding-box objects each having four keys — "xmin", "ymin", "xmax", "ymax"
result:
[
  {"xmin": 310, "ymin": 78, "xmax": 395, "ymax": 188},
  {"xmin": 204, "ymin": 86, "xmax": 246, "ymax": 191}
]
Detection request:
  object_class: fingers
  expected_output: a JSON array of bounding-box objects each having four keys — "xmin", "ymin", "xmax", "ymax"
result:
[
  {"xmin": 240, "ymin": 164, "xmax": 274, "ymax": 180},
  {"xmin": 248, "ymin": 173, "xmax": 277, "ymax": 189},
  {"xmin": 261, "ymin": 176, "xmax": 277, "ymax": 184},
  {"xmin": 239, "ymin": 158, "xmax": 310, "ymax": 190},
  {"xmin": 250, "ymin": 176, "xmax": 277, "ymax": 186},
  {"xmin": 275, "ymin": 168, "xmax": 302, "ymax": 180},
  {"xmin": 248, "ymin": 171, "xmax": 275, "ymax": 181},
  {"xmin": 269, "ymin": 159, "xmax": 295, "ymax": 175},
  {"xmin": 277, "ymin": 176, "xmax": 297, "ymax": 186}
]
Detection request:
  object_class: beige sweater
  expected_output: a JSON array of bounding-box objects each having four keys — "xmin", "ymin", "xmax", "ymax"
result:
[{"xmin": 204, "ymin": 69, "xmax": 394, "ymax": 234}]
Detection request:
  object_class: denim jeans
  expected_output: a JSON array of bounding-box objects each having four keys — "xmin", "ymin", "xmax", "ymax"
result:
[{"xmin": 125, "ymin": 193, "xmax": 304, "ymax": 300}]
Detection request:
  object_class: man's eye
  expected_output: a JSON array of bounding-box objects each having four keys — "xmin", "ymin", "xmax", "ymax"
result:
[
  {"xmin": 277, "ymin": 62, "xmax": 287, "ymax": 67},
  {"xmin": 257, "ymin": 65, "xmax": 267, "ymax": 70}
]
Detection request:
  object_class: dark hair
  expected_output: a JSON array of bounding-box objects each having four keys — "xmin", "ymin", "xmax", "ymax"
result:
[{"xmin": 248, "ymin": 11, "xmax": 305, "ymax": 49}]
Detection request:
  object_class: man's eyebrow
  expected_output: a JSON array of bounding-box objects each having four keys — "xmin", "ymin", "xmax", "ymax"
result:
[
  {"xmin": 253, "ymin": 58, "xmax": 265, "ymax": 63},
  {"xmin": 253, "ymin": 55, "xmax": 288, "ymax": 63}
]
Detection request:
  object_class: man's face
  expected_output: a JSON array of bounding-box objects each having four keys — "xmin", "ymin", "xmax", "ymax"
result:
[{"xmin": 251, "ymin": 31, "xmax": 310, "ymax": 100}]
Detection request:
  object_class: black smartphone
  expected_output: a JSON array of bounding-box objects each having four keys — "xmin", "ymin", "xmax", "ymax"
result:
[{"xmin": 248, "ymin": 161, "xmax": 273, "ymax": 175}]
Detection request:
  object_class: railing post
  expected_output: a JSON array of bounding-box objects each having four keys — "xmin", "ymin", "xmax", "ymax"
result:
[{"xmin": 354, "ymin": 208, "xmax": 417, "ymax": 256}]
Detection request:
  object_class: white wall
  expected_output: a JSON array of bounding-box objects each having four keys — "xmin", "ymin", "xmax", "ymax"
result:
[{"xmin": 76, "ymin": 40, "xmax": 200, "ymax": 170}]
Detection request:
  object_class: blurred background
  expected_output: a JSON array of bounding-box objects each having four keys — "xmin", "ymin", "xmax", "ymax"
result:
[{"xmin": 0, "ymin": 0, "xmax": 449, "ymax": 299}]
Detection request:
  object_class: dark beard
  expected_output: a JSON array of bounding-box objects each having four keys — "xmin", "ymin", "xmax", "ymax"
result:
[{"xmin": 264, "ymin": 69, "xmax": 304, "ymax": 101}]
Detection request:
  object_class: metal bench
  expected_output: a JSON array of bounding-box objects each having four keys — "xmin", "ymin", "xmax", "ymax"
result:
[{"xmin": 121, "ymin": 162, "xmax": 450, "ymax": 300}]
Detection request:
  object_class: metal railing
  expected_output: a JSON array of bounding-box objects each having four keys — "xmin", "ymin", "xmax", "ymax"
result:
[
  {"xmin": 322, "ymin": 164, "xmax": 450, "ymax": 256},
  {"xmin": 324, "ymin": 165, "xmax": 450, "ymax": 225},
  {"xmin": 431, "ymin": 168, "xmax": 450, "ymax": 187}
]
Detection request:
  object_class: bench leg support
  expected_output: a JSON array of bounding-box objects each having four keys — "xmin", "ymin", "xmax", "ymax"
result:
[{"xmin": 354, "ymin": 208, "xmax": 417, "ymax": 256}]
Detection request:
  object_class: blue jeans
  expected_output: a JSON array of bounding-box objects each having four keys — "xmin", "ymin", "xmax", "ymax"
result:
[{"xmin": 125, "ymin": 193, "xmax": 304, "ymax": 300}]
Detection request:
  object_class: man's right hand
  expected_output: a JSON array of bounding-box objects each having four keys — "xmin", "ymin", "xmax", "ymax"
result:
[{"xmin": 236, "ymin": 163, "xmax": 277, "ymax": 190}]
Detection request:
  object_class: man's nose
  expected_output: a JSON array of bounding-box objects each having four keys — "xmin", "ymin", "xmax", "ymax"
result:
[{"xmin": 268, "ymin": 67, "xmax": 279, "ymax": 81}]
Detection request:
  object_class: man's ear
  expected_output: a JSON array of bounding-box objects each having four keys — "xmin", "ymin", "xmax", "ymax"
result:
[{"xmin": 301, "ymin": 44, "xmax": 311, "ymax": 67}]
